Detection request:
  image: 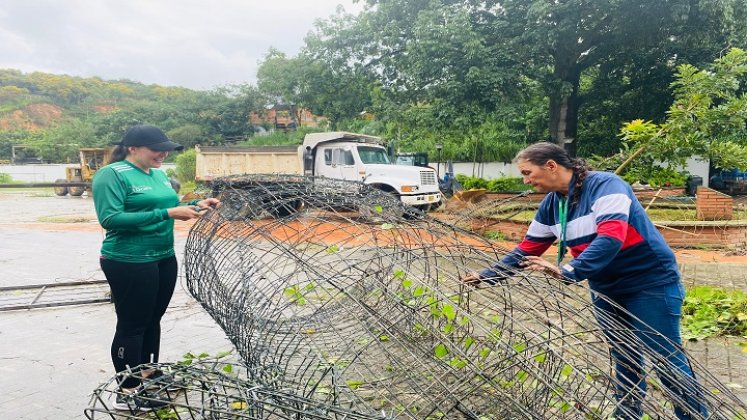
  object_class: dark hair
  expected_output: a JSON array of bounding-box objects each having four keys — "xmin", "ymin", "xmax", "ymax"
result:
[
  {"xmin": 108, "ymin": 145, "xmax": 128, "ymax": 164},
  {"xmin": 515, "ymin": 142, "xmax": 591, "ymax": 206}
]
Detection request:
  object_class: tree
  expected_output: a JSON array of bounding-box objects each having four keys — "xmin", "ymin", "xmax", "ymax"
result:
[
  {"xmin": 616, "ymin": 48, "xmax": 747, "ymax": 184},
  {"xmin": 198, "ymin": 84, "xmax": 266, "ymax": 140},
  {"xmin": 307, "ymin": 0, "xmax": 747, "ymax": 155},
  {"xmin": 167, "ymin": 124, "xmax": 208, "ymax": 149},
  {"xmin": 257, "ymin": 46, "xmax": 375, "ymax": 127},
  {"xmin": 175, "ymin": 149, "xmax": 196, "ymax": 183},
  {"xmin": 28, "ymin": 120, "xmax": 98, "ymax": 162}
]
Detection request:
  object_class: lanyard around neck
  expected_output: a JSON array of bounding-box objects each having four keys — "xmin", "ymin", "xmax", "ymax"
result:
[{"xmin": 557, "ymin": 196, "xmax": 569, "ymax": 267}]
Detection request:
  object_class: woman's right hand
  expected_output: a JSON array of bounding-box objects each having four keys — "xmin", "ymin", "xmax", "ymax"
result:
[
  {"xmin": 461, "ymin": 271, "xmax": 482, "ymax": 286},
  {"xmin": 167, "ymin": 206, "xmax": 204, "ymax": 221}
]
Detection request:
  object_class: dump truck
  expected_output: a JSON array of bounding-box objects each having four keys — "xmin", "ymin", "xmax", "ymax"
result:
[
  {"xmin": 54, "ymin": 148, "xmax": 111, "ymax": 196},
  {"xmin": 195, "ymin": 132, "xmax": 442, "ymax": 212}
]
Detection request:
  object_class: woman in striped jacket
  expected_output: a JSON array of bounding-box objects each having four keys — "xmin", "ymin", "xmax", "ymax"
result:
[{"xmin": 464, "ymin": 142, "xmax": 707, "ymax": 420}]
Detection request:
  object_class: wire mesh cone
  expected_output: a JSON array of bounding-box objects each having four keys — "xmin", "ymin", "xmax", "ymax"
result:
[{"xmin": 107, "ymin": 174, "xmax": 741, "ymax": 419}]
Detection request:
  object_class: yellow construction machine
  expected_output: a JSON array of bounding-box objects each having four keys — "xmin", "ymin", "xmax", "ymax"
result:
[{"xmin": 54, "ymin": 148, "xmax": 111, "ymax": 196}]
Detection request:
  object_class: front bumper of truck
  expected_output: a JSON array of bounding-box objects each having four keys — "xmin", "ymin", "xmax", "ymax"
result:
[{"xmin": 400, "ymin": 192, "xmax": 441, "ymax": 206}]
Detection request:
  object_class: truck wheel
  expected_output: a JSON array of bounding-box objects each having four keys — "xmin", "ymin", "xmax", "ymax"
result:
[
  {"xmin": 415, "ymin": 204, "xmax": 432, "ymax": 212},
  {"xmin": 69, "ymin": 186, "xmax": 85, "ymax": 196},
  {"xmin": 358, "ymin": 200, "xmax": 405, "ymax": 220},
  {"xmin": 68, "ymin": 176, "xmax": 85, "ymax": 196},
  {"xmin": 359, "ymin": 187, "xmax": 406, "ymax": 220},
  {"xmin": 54, "ymin": 179, "xmax": 68, "ymax": 196}
]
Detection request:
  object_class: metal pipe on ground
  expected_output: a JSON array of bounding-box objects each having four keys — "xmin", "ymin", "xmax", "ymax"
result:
[{"xmin": 0, "ymin": 182, "xmax": 91, "ymax": 188}]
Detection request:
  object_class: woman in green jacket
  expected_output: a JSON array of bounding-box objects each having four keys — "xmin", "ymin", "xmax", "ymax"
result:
[{"xmin": 92, "ymin": 124, "xmax": 219, "ymax": 412}]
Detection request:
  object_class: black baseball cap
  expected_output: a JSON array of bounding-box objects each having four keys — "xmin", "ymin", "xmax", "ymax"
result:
[{"xmin": 113, "ymin": 124, "xmax": 184, "ymax": 151}]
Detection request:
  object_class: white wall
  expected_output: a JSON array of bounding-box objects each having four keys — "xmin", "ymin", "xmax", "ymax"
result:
[
  {"xmin": 434, "ymin": 157, "xmax": 710, "ymax": 186},
  {"xmin": 685, "ymin": 157, "xmax": 710, "ymax": 188},
  {"xmin": 2, "ymin": 159, "xmax": 706, "ymax": 185},
  {"xmin": 0, "ymin": 163, "xmax": 177, "ymax": 182},
  {"xmin": 435, "ymin": 161, "xmax": 521, "ymax": 179}
]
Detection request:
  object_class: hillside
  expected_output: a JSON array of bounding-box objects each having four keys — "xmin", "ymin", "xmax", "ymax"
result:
[
  {"xmin": 0, "ymin": 68, "xmax": 268, "ymax": 163},
  {"xmin": 0, "ymin": 102, "xmax": 66, "ymax": 131}
]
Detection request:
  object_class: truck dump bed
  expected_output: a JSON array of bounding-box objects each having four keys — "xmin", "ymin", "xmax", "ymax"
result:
[{"xmin": 195, "ymin": 145, "xmax": 301, "ymax": 181}]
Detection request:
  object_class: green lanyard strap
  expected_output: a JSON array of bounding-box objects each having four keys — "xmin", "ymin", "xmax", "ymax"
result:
[{"xmin": 557, "ymin": 196, "xmax": 569, "ymax": 267}]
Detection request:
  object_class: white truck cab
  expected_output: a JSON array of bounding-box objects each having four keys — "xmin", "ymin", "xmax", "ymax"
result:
[{"xmin": 300, "ymin": 132, "xmax": 441, "ymax": 209}]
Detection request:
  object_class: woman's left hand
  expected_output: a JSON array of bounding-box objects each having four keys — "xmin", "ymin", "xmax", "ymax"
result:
[
  {"xmin": 196, "ymin": 198, "xmax": 221, "ymax": 212},
  {"xmin": 520, "ymin": 256, "xmax": 561, "ymax": 278}
]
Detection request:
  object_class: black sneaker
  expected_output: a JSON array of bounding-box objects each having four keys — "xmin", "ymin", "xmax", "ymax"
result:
[
  {"xmin": 111, "ymin": 389, "xmax": 170, "ymax": 412},
  {"xmin": 143, "ymin": 369, "xmax": 186, "ymax": 392}
]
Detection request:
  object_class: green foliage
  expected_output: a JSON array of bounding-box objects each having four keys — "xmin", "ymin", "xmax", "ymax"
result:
[
  {"xmin": 456, "ymin": 175, "xmax": 533, "ymax": 193},
  {"xmin": 175, "ymin": 149, "xmax": 196, "ymax": 183},
  {"xmin": 0, "ymin": 70, "xmax": 271, "ymax": 161},
  {"xmin": 27, "ymin": 120, "xmax": 100, "ymax": 162},
  {"xmin": 240, "ymin": 126, "xmax": 324, "ymax": 146},
  {"xmin": 0, "ymin": 173, "xmax": 12, "ymax": 183},
  {"xmin": 619, "ymin": 48, "xmax": 747, "ymax": 178},
  {"xmin": 300, "ymin": 0, "xmax": 747, "ymax": 156},
  {"xmin": 455, "ymin": 175, "xmax": 488, "ymax": 190},
  {"xmin": 167, "ymin": 124, "xmax": 208, "ymax": 149},
  {"xmin": 682, "ymin": 286, "xmax": 747, "ymax": 341},
  {"xmin": 487, "ymin": 177, "xmax": 532, "ymax": 193},
  {"xmin": 483, "ymin": 231, "xmax": 507, "ymax": 241},
  {"xmin": 257, "ymin": 48, "xmax": 374, "ymax": 126},
  {"xmin": 179, "ymin": 180, "xmax": 197, "ymax": 195}
]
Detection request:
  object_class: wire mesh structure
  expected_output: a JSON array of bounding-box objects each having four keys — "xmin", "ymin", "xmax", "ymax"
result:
[
  {"xmin": 85, "ymin": 361, "xmax": 385, "ymax": 419},
  {"xmin": 175, "ymin": 175, "xmax": 744, "ymax": 418}
]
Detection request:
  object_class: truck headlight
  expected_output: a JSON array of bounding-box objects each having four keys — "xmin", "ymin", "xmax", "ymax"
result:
[{"xmin": 401, "ymin": 185, "xmax": 418, "ymax": 192}]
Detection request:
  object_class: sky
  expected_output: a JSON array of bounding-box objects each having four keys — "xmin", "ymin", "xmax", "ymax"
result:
[{"xmin": 0, "ymin": 0, "xmax": 364, "ymax": 91}]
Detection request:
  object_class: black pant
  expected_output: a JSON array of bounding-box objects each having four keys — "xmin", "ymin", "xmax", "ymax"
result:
[{"xmin": 100, "ymin": 256, "xmax": 178, "ymax": 389}]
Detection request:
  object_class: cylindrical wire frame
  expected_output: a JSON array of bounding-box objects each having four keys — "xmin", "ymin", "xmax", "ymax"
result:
[{"xmin": 178, "ymin": 174, "xmax": 746, "ymax": 419}]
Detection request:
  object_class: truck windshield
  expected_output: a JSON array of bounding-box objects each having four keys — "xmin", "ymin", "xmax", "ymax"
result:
[{"xmin": 358, "ymin": 146, "xmax": 391, "ymax": 164}]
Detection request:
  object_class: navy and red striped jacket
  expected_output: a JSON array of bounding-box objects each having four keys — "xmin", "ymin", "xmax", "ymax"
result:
[{"xmin": 479, "ymin": 171, "xmax": 680, "ymax": 296}]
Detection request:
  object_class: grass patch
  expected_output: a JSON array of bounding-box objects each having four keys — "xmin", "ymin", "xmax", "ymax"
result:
[
  {"xmin": 682, "ymin": 286, "xmax": 747, "ymax": 341},
  {"xmin": 31, "ymin": 189, "xmax": 56, "ymax": 197},
  {"xmin": 483, "ymin": 230, "xmax": 507, "ymax": 241}
]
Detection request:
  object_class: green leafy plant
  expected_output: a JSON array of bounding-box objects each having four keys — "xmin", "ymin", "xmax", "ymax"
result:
[
  {"xmin": 455, "ymin": 175, "xmax": 533, "ymax": 193},
  {"xmin": 487, "ymin": 177, "xmax": 533, "ymax": 193},
  {"xmin": 682, "ymin": 286, "xmax": 747, "ymax": 340},
  {"xmin": 483, "ymin": 230, "xmax": 507, "ymax": 241},
  {"xmin": 455, "ymin": 175, "xmax": 489, "ymax": 190},
  {"xmin": 175, "ymin": 148, "xmax": 196, "ymax": 183},
  {"xmin": 618, "ymin": 48, "xmax": 747, "ymax": 179}
]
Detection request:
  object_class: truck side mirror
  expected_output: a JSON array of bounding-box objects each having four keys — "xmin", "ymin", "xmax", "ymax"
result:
[{"xmin": 303, "ymin": 146, "xmax": 314, "ymax": 176}]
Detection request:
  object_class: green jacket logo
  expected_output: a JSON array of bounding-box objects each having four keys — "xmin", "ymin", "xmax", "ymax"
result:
[{"xmin": 131, "ymin": 185, "xmax": 153, "ymax": 193}]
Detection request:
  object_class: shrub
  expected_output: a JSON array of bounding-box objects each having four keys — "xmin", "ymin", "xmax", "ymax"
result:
[
  {"xmin": 682, "ymin": 286, "xmax": 747, "ymax": 340},
  {"xmin": 487, "ymin": 177, "xmax": 532, "ymax": 193},
  {"xmin": 455, "ymin": 175, "xmax": 488, "ymax": 190},
  {"xmin": 175, "ymin": 149, "xmax": 196, "ymax": 183},
  {"xmin": 0, "ymin": 173, "xmax": 11, "ymax": 183},
  {"xmin": 455, "ymin": 175, "xmax": 532, "ymax": 193}
]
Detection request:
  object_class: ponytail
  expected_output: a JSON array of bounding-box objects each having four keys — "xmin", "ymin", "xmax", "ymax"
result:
[
  {"xmin": 108, "ymin": 145, "xmax": 128, "ymax": 164},
  {"xmin": 570, "ymin": 158, "xmax": 591, "ymax": 206}
]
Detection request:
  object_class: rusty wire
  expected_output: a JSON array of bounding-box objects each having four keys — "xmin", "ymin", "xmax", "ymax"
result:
[{"xmin": 90, "ymin": 175, "xmax": 747, "ymax": 419}]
